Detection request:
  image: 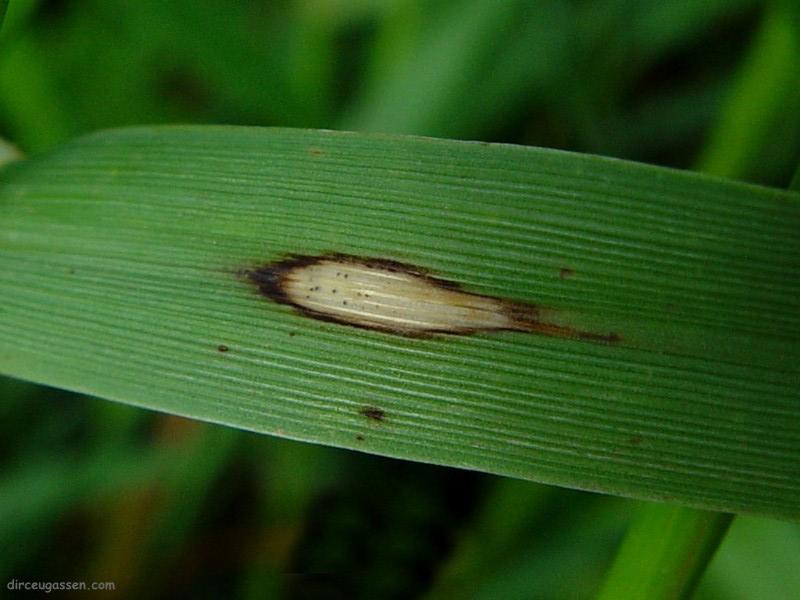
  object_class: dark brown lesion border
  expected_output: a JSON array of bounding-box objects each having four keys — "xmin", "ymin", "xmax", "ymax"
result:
[{"xmin": 240, "ymin": 252, "xmax": 620, "ymax": 343}]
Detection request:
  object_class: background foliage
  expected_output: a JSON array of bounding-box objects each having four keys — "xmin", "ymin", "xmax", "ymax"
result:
[{"xmin": 1, "ymin": 1, "xmax": 798, "ymax": 598}]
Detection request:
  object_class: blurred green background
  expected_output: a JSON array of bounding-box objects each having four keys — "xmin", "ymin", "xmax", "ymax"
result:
[{"xmin": 1, "ymin": 1, "xmax": 798, "ymax": 598}]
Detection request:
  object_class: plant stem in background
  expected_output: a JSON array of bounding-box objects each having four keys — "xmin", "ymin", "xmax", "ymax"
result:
[{"xmin": 596, "ymin": 505, "xmax": 733, "ymax": 600}]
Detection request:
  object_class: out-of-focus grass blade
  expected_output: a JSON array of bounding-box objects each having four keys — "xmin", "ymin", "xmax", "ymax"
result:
[
  {"xmin": 342, "ymin": 0, "xmax": 570, "ymax": 138},
  {"xmin": 0, "ymin": 126, "xmax": 798, "ymax": 519},
  {"xmin": 630, "ymin": 0, "xmax": 758, "ymax": 63},
  {"xmin": 694, "ymin": 516, "xmax": 800, "ymax": 599},
  {"xmin": 423, "ymin": 480, "xmax": 558, "ymax": 599},
  {"xmin": 596, "ymin": 504, "xmax": 732, "ymax": 600},
  {"xmin": 0, "ymin": 33, "xmax": 74, "ymax": 152},
  {"xmin": 697, "ymin": 2, "xmax": 800, "ymax": 183},
  {"xmin": 430, "ymin": 495, "xmax": 631, "ymax": 600}
]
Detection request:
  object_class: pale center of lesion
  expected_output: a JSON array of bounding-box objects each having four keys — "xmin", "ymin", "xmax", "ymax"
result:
[{"xmin": 283, "ymin": 260, "xmax": 511, "ymax": 332}]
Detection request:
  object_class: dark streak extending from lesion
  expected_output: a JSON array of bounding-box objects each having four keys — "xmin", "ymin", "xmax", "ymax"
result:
[{"xmin": 240, "ymin": 253, "xmax": 620, "ymax": 343}]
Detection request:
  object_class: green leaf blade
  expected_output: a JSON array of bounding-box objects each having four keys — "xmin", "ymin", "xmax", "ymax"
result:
[{"xmin": 1, "ymin": 126, "xmax": 798, "ymax": 519}]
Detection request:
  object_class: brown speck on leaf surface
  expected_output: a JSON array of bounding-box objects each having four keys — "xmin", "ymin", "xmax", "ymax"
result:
[
  {"xmin": 217, "ymin": 344, "xmax": 229, "ymax": 353},
  {"xmin": 559, "ymin": 267, "xmax": 574, "ymax": 279},
  {"xmin": 360, "ymin": 406, "xmax": 386, "ymax": 422}
]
